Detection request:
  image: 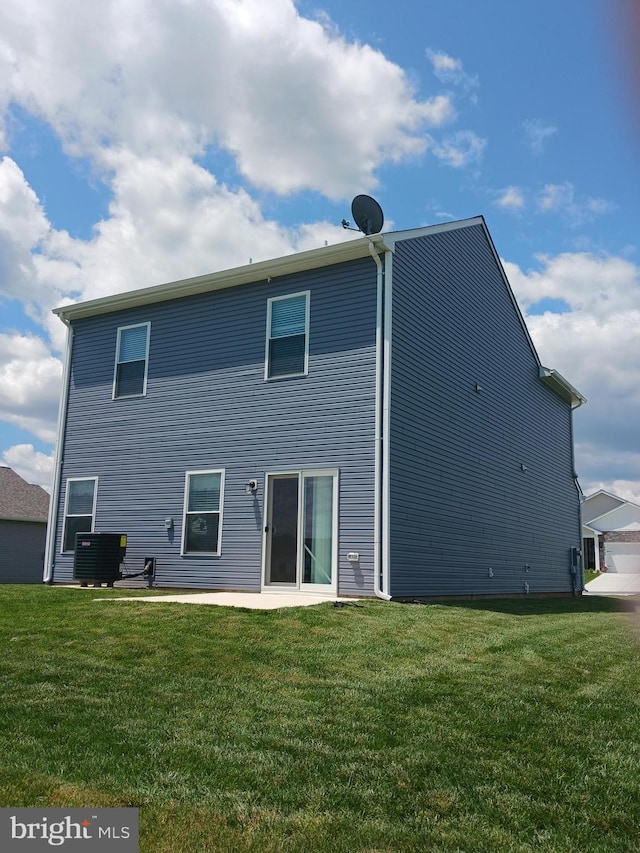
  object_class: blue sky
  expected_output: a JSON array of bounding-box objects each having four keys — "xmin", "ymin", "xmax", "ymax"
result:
[{"xmin": 0, "ymin": 0, "xmax": 639, "ymax": 500}]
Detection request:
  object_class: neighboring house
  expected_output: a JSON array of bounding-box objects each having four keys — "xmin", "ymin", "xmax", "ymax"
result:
[
  {"xmin": 45, "ymin": 216, "xmax": 586, "ymax": 599},
  {"xmin": 0, "ymin": 466, "xmax": 50, "ymax": 583},
  {"xmin": 582, "ymin": 490, "xmax": 640, "ymax": 574}
]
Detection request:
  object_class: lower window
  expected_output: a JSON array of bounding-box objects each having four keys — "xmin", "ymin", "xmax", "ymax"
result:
[
  {"xmin": 182, "ymin": 470, "xmax": 224, "ymax": 555},
  {"xmin": 62, "ymin": 478, "xmax": 98, "ymax": 552}
]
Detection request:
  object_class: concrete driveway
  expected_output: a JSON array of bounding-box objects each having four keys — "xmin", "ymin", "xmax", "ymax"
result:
[{"xmin": 584, "ymin": 573, "xmax": 640, "ymax": 596}]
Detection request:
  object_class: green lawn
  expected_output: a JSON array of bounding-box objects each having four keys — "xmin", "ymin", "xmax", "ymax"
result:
[{"xmin": 1, "ymin": 587, "xmax": 639, "ymax": 852}]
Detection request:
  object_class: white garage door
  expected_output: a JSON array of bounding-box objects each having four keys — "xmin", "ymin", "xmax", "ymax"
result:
[{"xmin": 604, "ymin": 543, "xmax": 640, "ymax": 573}]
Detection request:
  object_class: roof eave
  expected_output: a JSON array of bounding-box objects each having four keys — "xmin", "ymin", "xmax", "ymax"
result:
[
  {"xmin": 52, "ymin": 216, "xmax": 489, "ymax": 323},
  {"xmin": 0, "ymin": 515, "xmax": 48, "ymax": 524},
  {"xmin": 539, "ymin": 367, "xmax": 586, "ymax": 409},
  {"xmin": 52, "ymin": 233, "xmax": 388, "ymax": 322}
]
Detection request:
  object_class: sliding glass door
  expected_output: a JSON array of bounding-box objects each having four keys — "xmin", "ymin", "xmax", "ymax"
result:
[
  {"xmin": 265, "ymin": 475, "xmax": 299, "ymax": 584},
  {"xmin": 264, "ymin": 470, "xmax": 337, "ymax": 593}
]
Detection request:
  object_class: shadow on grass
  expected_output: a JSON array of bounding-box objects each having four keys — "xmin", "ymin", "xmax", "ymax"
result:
[{"xmin": 397, "ymin": 594, "xmax": 639, "ymax": 616}]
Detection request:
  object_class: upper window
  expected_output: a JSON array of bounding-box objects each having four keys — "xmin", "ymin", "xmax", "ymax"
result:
[
  {"xmin": 182, "ymin": 470, "xmax": 225, "ymax": 556},
  {"xmin": 62, "ymin": 478, "xmax": 97, "ymax": 553},
  {"xmin": 113, "ymin": 323, "xmax": 150, "ymax": 398},
  {"xmin": 266, "ymin": 292, "xmax": 309, "ymax": 379}
]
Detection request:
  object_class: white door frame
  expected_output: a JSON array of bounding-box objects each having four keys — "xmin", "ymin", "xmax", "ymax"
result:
[{"xmin": 262, "ymin": 468, "xmax": 338, "ymax": 595}]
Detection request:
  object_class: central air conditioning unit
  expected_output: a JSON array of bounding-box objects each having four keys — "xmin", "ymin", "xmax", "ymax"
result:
[{"xmin": 73, "ymin": 532, "xmax": 127, "ymax": 587}]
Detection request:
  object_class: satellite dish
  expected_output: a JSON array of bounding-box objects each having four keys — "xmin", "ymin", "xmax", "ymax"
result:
[{"xmin": 351, "ymin": 195, "xmax": 384, "ymax": 235}]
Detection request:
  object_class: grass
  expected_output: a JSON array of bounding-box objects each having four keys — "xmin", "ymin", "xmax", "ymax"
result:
[
  {"xmin": 1, "ymin": 587, "xmax": 639, "ymax": 852},
  {"xmin": 584, "ymin": 570, "xmax": 600, "ymax": 585}
]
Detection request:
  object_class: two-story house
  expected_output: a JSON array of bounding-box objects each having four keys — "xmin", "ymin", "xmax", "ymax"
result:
[{"xmin": 45, "ymin": 216, "xmax": 586, "ymax": 599}]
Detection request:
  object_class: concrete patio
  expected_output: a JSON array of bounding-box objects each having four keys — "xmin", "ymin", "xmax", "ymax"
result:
[{"xmin": 100, "ymin": 591, "xmax": 365, "ymax": 609}]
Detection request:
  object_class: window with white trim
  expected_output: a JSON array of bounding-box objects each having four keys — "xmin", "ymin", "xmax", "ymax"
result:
[
  {"xmin": 182, "ymin": 470, "xmax": 224, "ymax": 555},
  {"xmin": 266, "ymin": 292, "xmax": 309, "ymax": 379},
  {"xmin": 113, "ymin": 322, "xmax": 150, "ymax": 398},
  {"xmin": 62, "ymin": 478, "xmax": 97, "ymax": 552}
]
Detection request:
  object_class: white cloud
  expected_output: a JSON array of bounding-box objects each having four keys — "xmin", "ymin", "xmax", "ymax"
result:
[
  {"xmin": 431, "ymin": 130, "xmax": 486, "ymax": 168},
  {"xmin": 0, "ymin": 0, "xmax": 452, "ymax": 198},
  {"xmin": 426, "ymin": 48, "xmax": 479, "ymax": 95},
  {"xmin": 2, "ymin": 443, "xmax": 54, "ymax": 491},
  {"xmin": 504, "ymin": 252, "xmax": 639, "ymax": 315},
  {"xmin": 496, "ymin": 186, "xmax": 525, "ymax": 210},
  {"xmin": 536, "ymin": 182, "xmax": 615, "ymax": 226},
  {"xmin": 581, "ymin": 479, "xmax": 640, "ymax": 506},
  {"xmin": 428, "ymin": 50, "xmax": 462, "ymax": 75},
  {"xmin": 523, "ymin": 119, "xmax": 557, "ymax": 154},
  {"xmin": 0, "ymin": 156, "xmax": 51, "ymax": 302},
  {"xmin": 29, "ymin": 150, "xmax": 360, "ymax": 306},
  {"xmin": 0, "ymin": 156, "xmax": 49, "ymax": 246},
  {"xmin": 0, "ymin": 333, "xmax": 62, "ymax": 442},
  {"xmin": 505, "ymin": 252, "xmax": 640, "ymax": 497}
]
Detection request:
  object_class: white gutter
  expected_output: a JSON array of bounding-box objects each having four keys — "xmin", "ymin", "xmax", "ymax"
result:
[
  {"xmin": 52, "ymin": 218, "xmax": 486, "ymax": 324},
  {"xmin": 370, "ymin": 239, "xmax": 392, "ymax": 601},
  {"xmin": 381, "ymin": 249, "xmax": 393, "ymax": 599},
  {"xmin": 54, "ymin": 235, "xmax": 383, "ymax": 322},
  {"xmin": 539, "ymin": 366, "xmax": 586, "ymax": 409},
  {"xmin": 43, "ymin": 321, "xmax": 74, "ymax": 583}
]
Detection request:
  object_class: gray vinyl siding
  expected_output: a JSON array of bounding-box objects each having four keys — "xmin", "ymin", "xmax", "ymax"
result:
[
  {"xmin": 388, "ymin": 224, "xmax": 580, "ymax": 597},
  {"xmin": 0, "ymin": 520, "xmax": 46, "ymax": 583},
  {"xmin": 52, "ymin": 257, "xmax": 378, "ymax": 595}
]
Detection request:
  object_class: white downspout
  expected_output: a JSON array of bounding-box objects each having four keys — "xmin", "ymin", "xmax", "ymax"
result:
[
  {"xmin": 382, "ymin": 249, "xmax": 393, "ymax": 599},
  {"xmin": 370, "ymin": 240, "xmax": 392, "ymax": 600},
  {"xmin": 571, "ymin": 408, "xmax": 584, "ymax": 594},
  {"xmin": 43, "ymin": 320, "xmax": 73, "ymax": 583}
]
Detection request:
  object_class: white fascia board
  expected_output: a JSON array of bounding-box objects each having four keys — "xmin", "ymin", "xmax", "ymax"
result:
[
  {"xmin": 382, "ymin": 213, "xmax": 552, "ymax": 383},
  {"xmin": 51, "ymin": 217, "xmax": 488, "ymax": 323},
  {"xmin": 539, "ymin": 367, "xmax": 587, "ymax": 409},
  {"xmin": 53, "ymin": 235, "xmax": 383, "ymax": 322},
  {"xmin": 479, "ymin": 219, "xmax": 544, "ymax": 370},
  {"xmin": 584, "ymin": 488, "xmax": 626, "ymax": 505},
  {"xmin": 380, "ymin": 215, "xmax": 485, "ymax": 248},
  {"xmin": 388, "ymin": 215, "xmax": 589, "ymax": 413},
  {"xmin": 587, "ymin": 499, "xmax": 640, "ymax": 528}
]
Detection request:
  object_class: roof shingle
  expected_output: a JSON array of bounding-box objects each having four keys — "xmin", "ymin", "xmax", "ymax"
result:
[{"xmin": 0, "ymin": 467, "xmax": 50, "ymax": 522}]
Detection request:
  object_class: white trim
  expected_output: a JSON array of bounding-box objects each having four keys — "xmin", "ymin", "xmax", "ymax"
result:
[
  {"xmin": 181, "ymin": 469, "xmax": 225, "ymax": 557},
  {"xmin": 370, "ymin": 241, "xmax": 391, "ymax": 601},
  {"xmin": 380, "ymin": 216, "xmax": 484, "ymax": 249},
  {"xmin": 584, "ymin": 488, "xmax": 628, "ymax": 505},
  {"xmin": 583, "ymin": 533, "xmax": 601, "ymax": 573},
  {"xmin": 539, "ymin": 366, "xmax": 586, "ymax": 409},
  {"xmin": 52, "ymin": 218, "xmax": 486, "ymax": 323},
  {"xmin": 262, "ymin": 471, "xmax": 301, "ymax": 590},
  {"xmin": 586, "ymin": 500, "xmax": 640, "ymax": 532},
  {"xmin": 261, "ymin": 468, "xmax": 338, "ymax": 595},
  {"xmin": 381, "ymin": 249, "xmax": 393, "ymax": 599},
  {"xmin": 112, "ymin": 321, "xmax": 151, "ymax": 399},
  {"xmin": 299, "ymin": 468, "xmax": 339, "ymax": 595},
  {"xmin": 264, "ymin": 291, "xmax": 310, "ymax": 380},
  {"xmin": 585, "ymin": 494, "xmax": 640, "ymax": 519},
  {"xmin": 44, "ymin": 324, "xmax": 74, "ymax": 581},
  {"xmin": 61, "ymin": 476, "xmax": 98, "ymax": 554}
]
